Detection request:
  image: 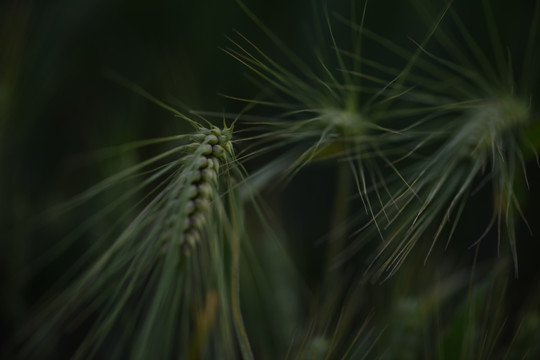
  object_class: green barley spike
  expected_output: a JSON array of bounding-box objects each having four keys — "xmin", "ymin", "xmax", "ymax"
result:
[
  {"xmin": 16, "ymin": 123, "xmax": 246, "ymax": 360},
  {"xmin": 169, "ymin": 126, "xmax": 233, "ymax": 254}
]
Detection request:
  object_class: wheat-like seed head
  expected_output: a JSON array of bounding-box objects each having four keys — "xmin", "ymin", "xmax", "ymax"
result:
[
  {"xmin": 164, "ymin": 126, "xmax": 233, "ymax": 255},
  {"xmin": 13, "ymin": 122, "xmax": 245, "ymax": 359}
]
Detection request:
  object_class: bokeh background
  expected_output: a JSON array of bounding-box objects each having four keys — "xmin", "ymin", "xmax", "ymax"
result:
[{"xmin": 2, "ymin": 0, "xmax": 540, "ymax": 358}]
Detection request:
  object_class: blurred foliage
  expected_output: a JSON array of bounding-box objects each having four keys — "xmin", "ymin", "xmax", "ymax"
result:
[{"xmin": 1, "ymin": 0, "xmax": 540, "ymax": 359}]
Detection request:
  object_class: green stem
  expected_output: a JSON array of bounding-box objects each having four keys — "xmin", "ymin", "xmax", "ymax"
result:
[{"xmin": 228, "ymin": 189, "xmax": 254, "ymax": 360}]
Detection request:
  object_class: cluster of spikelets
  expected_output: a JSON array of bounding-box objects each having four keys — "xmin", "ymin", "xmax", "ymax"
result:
[
  {"xmin": 169, "ymin": 126, "xmax": 233, "ymax": 253},
  {"xmin": 363, "ymin": 96, "xmax": 531, "ymax": 279},
  {"xmin": 12, "ymin": 123, "xmax": 248, "ymax": 360},
  {"xmin": 227, "ymin": 0, "xmax": 538, "ymax": 282},
  {"xmin": 220, "ymin": 2, "xmax": 539, "ymax": 353}
]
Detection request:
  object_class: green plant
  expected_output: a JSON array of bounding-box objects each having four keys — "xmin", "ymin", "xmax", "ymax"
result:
[
  {"xmin": 228, "ymin": 0, "xmax": 538, "ymax": 282},
  {"xmin": 12, "ymin": 120, "xmax": 255, "ymax": 359},
  {"xmin": 4, "ymin": 0, "xmax": 540, "ymax": 359}
]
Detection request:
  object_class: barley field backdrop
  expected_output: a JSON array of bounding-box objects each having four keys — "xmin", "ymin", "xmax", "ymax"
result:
[{"xmin": 1, "ymin": 0, "xmax": 540, "ymax": 359}]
